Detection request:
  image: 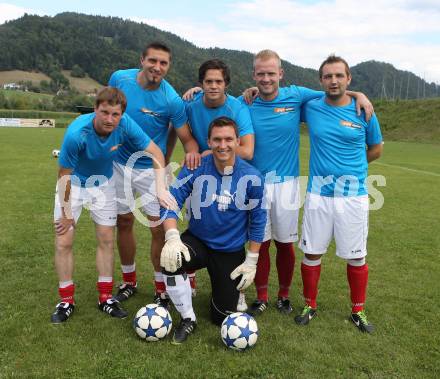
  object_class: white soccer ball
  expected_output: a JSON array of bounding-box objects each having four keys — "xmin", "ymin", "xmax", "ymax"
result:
[
  {"xmin": 133, "ymin": 304, "xmax": 173, "ymax": 342},
  {"xmin": 221, "ymin": 312, "xmax": 259, "ymax": 351},
  {"xmin": 52, "ymin": 149, "xmax": 60, "ymax": 158}
]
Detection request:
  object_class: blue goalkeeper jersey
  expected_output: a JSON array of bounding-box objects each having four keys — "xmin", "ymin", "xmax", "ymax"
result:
[
  {"xmin": 303, "ymin": 97, "xmax": 383, "ymax": 197},
  {"xmin": 59, "ymin": 113, "xmax": 151, "ymax": 186},
  {"xmin": 185, "ymin": 93, "xmax": 254, "ymax": 153},
  {"xmin": 239, "ymin": 85, "xmax": 323, "ymax": 182},
  {"xmin": 161, "ymin": 155, "xmax": 267, "ymax": 252},
  {"xmin": 108, "ymin": 69, "xmax": 187, "ymax": 169}
]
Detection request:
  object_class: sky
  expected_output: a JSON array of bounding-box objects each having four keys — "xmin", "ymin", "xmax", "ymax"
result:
[{"xmin": 1, "ymin": 0, "xmax": 440, "ymax": 84}]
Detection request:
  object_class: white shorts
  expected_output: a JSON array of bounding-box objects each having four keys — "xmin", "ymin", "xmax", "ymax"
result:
[
  {"xmin": 299, "ymin": 193, "xmax": 369, "ymax": 259},
  {"xmin": 53, "ymin": 177, "xmax": 117, "ymax": 226},
  {"xmin": 262, "ymin": 179, "xmax": 300, "ymax": 243},
  {"xmin": 113, "ymin": 161, "xmax": 160, "ymax": 217}
]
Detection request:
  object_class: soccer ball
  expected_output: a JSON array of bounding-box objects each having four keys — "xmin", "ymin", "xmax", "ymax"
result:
[
  {"xmin": 221, "ymin": 312, "xmax": 258, "ymax": 351},
  {"xmin": 133, "ymin": 304, "xmax": 172, "ymax": 342},
  {"xmin": 52, "ymin": 149, "xmax": 60, "ymax": 158}
]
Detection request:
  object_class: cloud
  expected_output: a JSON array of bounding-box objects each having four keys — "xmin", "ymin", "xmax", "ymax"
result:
[
  {"xmin": 135, "ymin": 0, "xmax": 440, "ymax": 83},
  {"xmin": 0, "ymin": 3, "xmax": 43, "ymax": 24}
]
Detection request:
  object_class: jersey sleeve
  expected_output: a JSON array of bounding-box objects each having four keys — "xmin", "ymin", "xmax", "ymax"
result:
[
  {"xmin": 365, "ymin": 113, "xmax": 383, "ymax": 146},
  {"xmin": 59, "ymin": 124, "xmax": 82, "ymax": 169},
  {"xmin": 108, "ymin": 70, "xmax": 119, "ymax": 87},
  {"xmin": 236, "ymin": 104, "xmax": 254, "ymax": 137},
  {"xmin": 169, "ymin": 95, "xmax": 188, "ymax": 129},
  {"xmin": 296, "ymin": 86, "xmax": 324, "ymax": 105},
  {"xmin": 160, "ymin": 165, "xmax": 195, "ymax": 220},
  {"xmin": 247, "ymin": 174, "xmax": 267, "ymax": 243},
  {"xmin": 123, "ymin": 115, "xmax": 151, "ymax": 151}
]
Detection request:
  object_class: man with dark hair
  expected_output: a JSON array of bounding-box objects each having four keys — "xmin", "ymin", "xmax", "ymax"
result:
[
  {"xmin": 108, "ymin": 42, "xmax": 201, "ymax": 307},
  {"xmin": 183, "ymin": 59, "xmax": 255, "ymax": 303},
  {"xmin": 295, "ymin": 55, "xmax": 383, "ymax": 333},
  {"xmin": 185, "ymin": 59, "xmax": 254, "ymax": 160},
  {"xmin": 159, "ymin": 116, "xmax": 266, "ymax": 344},
  {"xmin": 50, "ymin": 87, "xmax": 171, "ymax": 323}
]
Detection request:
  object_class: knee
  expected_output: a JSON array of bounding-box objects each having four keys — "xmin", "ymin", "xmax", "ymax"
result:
[
  {"xmin": 55, "ymin": 235, "xmax": 73, "ymax": 254},
  {"xmin": 117, "ymin": 213, "xmax": 134, "ymax": 231},
  {"xmin": 150, "ymin": 225, "xmax": 165, "ymax": 241},
  {"xmin": 304, "ymin": 253, "xmax": 322, "ymax": 261}
]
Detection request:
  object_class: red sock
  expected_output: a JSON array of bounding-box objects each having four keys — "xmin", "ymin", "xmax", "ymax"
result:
[
  {"xmin": 122, "ymin": 271, "xmax": 136, "ymax": 286},
  {"xmin": 275, "ymin": 241, "xmax": 295, "ymax": 299},
  {"xmin": 59, "ymin": 284, "xmax": 75, "ymax": 304},
  {"xmin": 254, "ymin": 240, "xmax": 271, "ymax": 302},
  {"xmin": 155, "ymin": 280, "xmax": 166, "ymax": 294},
  {"xmin": 97, "ymin": 280, "xmax": 113, "ymax": 303},
  {"xmin": 347, "ymin": 263, "xmax": 369, "ymax": 313},
  {"xmin": 301, "ymin": 262, "xmax": 321, "ymax": 309},
  {"xmin": 187, "ymin": 270, "xmax": 196, "ymax": 290}
]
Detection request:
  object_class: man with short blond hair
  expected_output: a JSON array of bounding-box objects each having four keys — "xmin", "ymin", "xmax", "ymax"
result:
[{"xmin": 241, "ymin": 49, "xmax": 374, "ymax": 317}]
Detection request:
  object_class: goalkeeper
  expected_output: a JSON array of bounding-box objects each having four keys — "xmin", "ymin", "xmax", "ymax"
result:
[{"xmin": 159, "ymin": 116, "xmax": 266, "ymax": 344}]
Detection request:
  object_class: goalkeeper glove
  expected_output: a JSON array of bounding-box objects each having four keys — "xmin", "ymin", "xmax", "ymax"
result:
[
  {"xmin": 160, "ymin": 229, "xmax": 191, "ymax": 272},
  {"xmin": 230, "ymin": 250, "xmax": 259, "ymax": 290}
]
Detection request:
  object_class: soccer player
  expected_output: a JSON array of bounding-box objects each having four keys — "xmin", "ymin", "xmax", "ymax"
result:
[
  {"xmin": 159, "ymin": 117, "xmax": 266, "ymax": 344},
  {"xmin": 294, "ymin": 55, "xmax": 383, "ymax": 333},
  {"xmin": 241, "ymin": 50, "xmax": 374, "ymax": 317},
  {"xmin": 108, "ymin": 42, "xmax": 201, "ymax": 307},
  {"xmin": 51, "ymin": 87, "xmax": 172, "ymax": 323},
  {"xmin": 185, "ymin": 59, "xmax": 254, "ymax": 159},
  {"xmin": 183, "ymin": 58, "xmax": 254, "ymax": 307}
]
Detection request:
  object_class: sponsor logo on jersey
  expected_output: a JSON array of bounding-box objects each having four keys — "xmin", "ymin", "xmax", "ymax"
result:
[
  {"xmin": 109, "ymin": 144, "xmax": 122, "ymax": 152},
  {"xmin": 212, "ymin": 190, "xmax": 236, "ymax": 211},
  {"xmin": 141, "ymin": 107, "xmax": 162, "ymax": 117},
  {"xmin": 340, "ymin": 120, "xmax": 362, "ymax": 129},
  {"xmin": 274, "ymin": 107, "xmax": 295, "ymax": 113}
]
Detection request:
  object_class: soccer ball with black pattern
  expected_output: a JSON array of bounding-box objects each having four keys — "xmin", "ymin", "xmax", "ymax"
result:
[
  {"xmin": 52, "ymin": 149, "xmax": 60, "ymax": 158},
  {"xmin": 221, "ymin": 312, "xmax": 259, "ymax": 351},
  {"xmin": 133, "ymin": 304, "xmax": 172, "ymax": 342}
]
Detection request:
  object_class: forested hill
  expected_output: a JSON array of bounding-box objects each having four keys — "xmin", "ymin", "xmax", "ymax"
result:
[{"xmin": 1, "ymin": 12, "xmax": 439, "ymax": 99}]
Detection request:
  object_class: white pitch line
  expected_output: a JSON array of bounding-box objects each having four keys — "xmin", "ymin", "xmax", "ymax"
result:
[{"xmin": 372, "ymin": 162, "xmax": 440, "ymax": 177}]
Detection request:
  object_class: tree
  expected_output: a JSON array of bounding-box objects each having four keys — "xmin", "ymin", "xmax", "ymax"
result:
[{"xmin": 71, "ymin": 64, "xmax": 85, "ymax": 78}]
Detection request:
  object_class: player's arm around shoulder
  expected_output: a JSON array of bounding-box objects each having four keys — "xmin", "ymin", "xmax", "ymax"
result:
[{"xmin": 175, "ymin": 123, "xmax": 201, "ymax": 170}]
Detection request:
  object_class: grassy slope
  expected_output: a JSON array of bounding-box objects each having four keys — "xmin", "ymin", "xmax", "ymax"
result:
[
  {"xmin": 0, "ymin": 70, "xmax": 50, "ymax": 85},
  {"xmin": 61, "ymin": 70, "xmax": 103, "ymax": 93},
  {"xmin": 374, "ymin": 99, "xmax": 440, "ymax": 143},
  {"xmin": 0, "ymin": 128, "xmax": 439, "ymax": 378},
  {"xmin": 0, "ymin": 70, "xmax": 102, "ymax": 94}
]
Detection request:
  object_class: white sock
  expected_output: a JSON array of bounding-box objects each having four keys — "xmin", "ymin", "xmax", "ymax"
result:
[
  {"xmin": 163, "ymin": 273, "xmax": 196, "ymax": 321},
  {"xmin": 154, "ymin": 271, "xmax": 164, "ymax": 282},
  {"xmin": 98, "ymin": 276, "xmax": 113, "ymax": 282},
  {"xmin": 303, "ymin": 257, "xmax": 322, "ymax": 266},
  {"xmin": 59, "ymin": 280, "xmax": 74, "ymax": 288},
  {"xmin": 121, "ymin": 264, "xmax": 136, "ymax": 273}
]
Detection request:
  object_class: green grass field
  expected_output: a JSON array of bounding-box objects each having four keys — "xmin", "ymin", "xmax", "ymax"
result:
[{"xmin": 1, "ymin": 128, "xmax": 439, "ymax": 378}]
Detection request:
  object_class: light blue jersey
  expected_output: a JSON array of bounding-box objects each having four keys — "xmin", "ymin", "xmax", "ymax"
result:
[
  {"xmin": 185, "ymin": 93, "xmax": 254, "ymax": 153},
  {"xmin": 303, "ymin": 97, "xmax": 383, "ymax": 197},
  {"xmin": 108, "ymin": 69, "xmax": 187, "ymax": 169},
  {"xmin": 161, "ymin": 155, "xmax": 267, "ymax": 252},
  {"xmin": 239, "ymin": 85, "xmax": 322, "ymax": 182},
  {"xmin": 59, "ymin": 113, "xmax": 151, "ymax": 186}
]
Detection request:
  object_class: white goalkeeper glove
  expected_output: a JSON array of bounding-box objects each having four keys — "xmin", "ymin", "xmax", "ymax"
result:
[
  {"xmin": 160, "ymin": 229, "xmax": 191, "ymax": 272},
  {"xmin": 230, "ymin": 250, "xmax": 259, "ymax": 291}
]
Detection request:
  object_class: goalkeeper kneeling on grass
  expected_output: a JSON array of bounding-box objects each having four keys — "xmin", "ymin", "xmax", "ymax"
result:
[{"xmin": 159, "ymin": 116, "xmax": 266, "ymax": 344}]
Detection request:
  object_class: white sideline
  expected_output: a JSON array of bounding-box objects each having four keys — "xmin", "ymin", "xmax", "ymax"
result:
[{"xmin": 372, "ymin": 162, "xmax": 440, "ymax": 177}]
